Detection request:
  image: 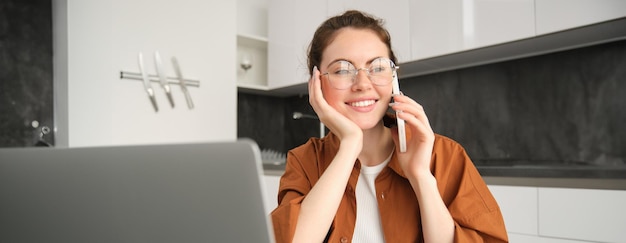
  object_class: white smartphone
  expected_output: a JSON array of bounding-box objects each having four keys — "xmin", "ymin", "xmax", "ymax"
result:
[{"xmin": 391, "ymin": 69, "xmax": 407, "ymax": 153}]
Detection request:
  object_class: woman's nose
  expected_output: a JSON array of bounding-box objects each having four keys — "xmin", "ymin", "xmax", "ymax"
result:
[{"xmin": 352, "ymin": 69, "xmax": 373, "ymax": 90}]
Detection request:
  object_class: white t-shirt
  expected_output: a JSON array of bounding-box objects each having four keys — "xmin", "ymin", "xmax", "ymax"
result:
[{"xmin": 352, "ymin": 152, "xmax": 393, "ymax": 242}]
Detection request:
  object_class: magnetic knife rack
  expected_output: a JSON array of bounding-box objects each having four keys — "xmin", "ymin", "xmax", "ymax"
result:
[
  {"xmin": 120, "ymin": 71, "xmax": 200, "ymax": 88},
  {"xmin": 119, "ymin": 51, "xmax": 200, "ymax": 112},
  {"xmin": 120, "ymin": 71, "xmax": 199, "ymax": 111}
]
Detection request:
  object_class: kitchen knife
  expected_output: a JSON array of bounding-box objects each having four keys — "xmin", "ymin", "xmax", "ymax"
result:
[
  {"xmin": 138, "ymin": 52, "xmax": 159, "ymax": 112},
  {"xmin": 154, "ymin": 51, "xmax": 175, "ymax": 108},
  {"xmin": 171, "ymin": 57, "xmax": 194, "ymax": 109}
]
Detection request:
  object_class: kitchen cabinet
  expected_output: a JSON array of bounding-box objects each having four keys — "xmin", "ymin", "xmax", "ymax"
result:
[
  {"xmin": 269, "ymin": 0, "xmax": 536, "ymax": 90},
  {"xmin": 53, "ymin": 0, "xmax": 237, "ymax": 147},
  {"xmin": 409, "ymin": 0, "xmax": 535, "ymax": 60},
  {"xmin": 488, "ymin": 185, "xmax": 538, "ymax": 236},
  {"xmin": 267, "ymin": 0, "xmax": 410, "ymax": 91},
  {"xmin": 263, "ymin": 175, "xmax": 280, "ymax": 214},
  {"xmin": 535, "ymin": 0, "xmax": 626, "ymax": 35},
  {"xmin": 490, "ymin": 185, "xmax": 626, "ymax": 243},
  {"xmin": 538, "ymin": 187, "xmax": 626, "ymax": 243},
  {"xmin": 265, "ymin": 0, "xmax": 626, "ymax": 95},
  {"xmin": 327, "ymin": 0, "xmax": 411, "ymax": 63},
  {"xmin": 267, "ymin": 0, "xmax": 327, "ymax": 90}
]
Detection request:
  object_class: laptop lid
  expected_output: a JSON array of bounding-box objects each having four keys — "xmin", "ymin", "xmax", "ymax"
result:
[{"xmin": 0, "ymin": 139, "xmax": 275, "ymax": 243}]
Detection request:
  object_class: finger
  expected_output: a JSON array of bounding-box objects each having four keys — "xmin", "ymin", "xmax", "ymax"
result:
[
  {"xmin": 309, "ymin": 66, "xmax": 334, "ymax": 123},
  {"xmin": 308, "ymin": 66, "xmax": 323, "ymax": 111},
  {"xmin": 390, "ymin": 98, "xmax": 429, "ymax": 125},
  {"xmin": 390, "ymin": 96, "xmax": 433, "ymax": 134}
]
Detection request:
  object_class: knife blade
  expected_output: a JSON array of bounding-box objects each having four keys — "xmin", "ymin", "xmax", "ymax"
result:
[
  {"xmin": 138, "ymin": 52, "xmax": 158, "ymax": 112},
  {"xmin": 171, "ymin": 57, "xmax": 194, "ymax": 109},
  {"xmin": 154, "ymin": 51, "xmax": 175, "ymax": 108}
]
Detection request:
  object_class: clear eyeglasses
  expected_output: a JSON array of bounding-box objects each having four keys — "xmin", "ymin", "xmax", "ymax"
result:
[{"xmin": 322, "ymin": 57, "xmax": 398, "ymax": 90}]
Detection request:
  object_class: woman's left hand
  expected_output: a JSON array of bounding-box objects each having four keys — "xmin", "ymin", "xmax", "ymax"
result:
[{"xmin": 389, "ymin": 93, "xmax": 435, "ymax": 177}]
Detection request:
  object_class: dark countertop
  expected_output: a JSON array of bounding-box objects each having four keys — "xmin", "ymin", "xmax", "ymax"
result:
[
  {"xmin": 263, "ymin": 164, "xmax": 286, "ymax": 176},
  {"xmin": 476, "ymin": 164, "xmax": 626, "ymax": 179},
  {"xmin": 263, "ymin": 163, "xmax": 626, "ymax": 190}
]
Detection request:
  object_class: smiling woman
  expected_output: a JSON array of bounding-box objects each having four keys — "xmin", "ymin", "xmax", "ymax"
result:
[
  {"xmin": 0, "ymin": 0, "xmax": 54, "ymax": 147},
  {"xmin": 270, "ymin": 10, "xmax": 508, "ymax": 243}
]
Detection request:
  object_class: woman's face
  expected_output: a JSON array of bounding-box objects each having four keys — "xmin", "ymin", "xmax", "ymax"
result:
[{"xmin": 319, "ymin": 27, "xmax": 393, "ymax": 130}]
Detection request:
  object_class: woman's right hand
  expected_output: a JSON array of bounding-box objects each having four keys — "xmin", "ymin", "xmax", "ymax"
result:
[{"xmin": 309, "ymin": 66, "xmax": 363, "ymax": 147}]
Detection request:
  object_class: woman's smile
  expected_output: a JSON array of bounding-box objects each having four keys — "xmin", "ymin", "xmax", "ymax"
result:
[{"xmin": 347, "ymin": 99, "xmax": 377, "ymax": 108}]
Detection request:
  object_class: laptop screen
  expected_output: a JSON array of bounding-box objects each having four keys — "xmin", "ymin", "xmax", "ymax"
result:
[{"xmin": 0, "ymin": 139, "xmax": 275, "ymax": 243}]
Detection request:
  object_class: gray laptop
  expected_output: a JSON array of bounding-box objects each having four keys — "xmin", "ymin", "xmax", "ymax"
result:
[{"xmin": 0, "ymin": 139, "xmax": 275, "ymax": 243}]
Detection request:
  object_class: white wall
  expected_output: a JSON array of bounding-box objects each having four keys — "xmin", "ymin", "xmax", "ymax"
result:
[{"xmin": 53, "ymin": 0, "xmax": 237, "ymax": 147}]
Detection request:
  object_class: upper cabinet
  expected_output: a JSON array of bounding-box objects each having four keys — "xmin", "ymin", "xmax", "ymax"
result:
[
  {"xmin": 327, "ymin": 0, "xmax": 412, "ymax": 63},
  {"xmin": 266, "ymin": 0, "xmax": 410, "ymax": 93},
  {"xmin": 409, "ymin": 0, "xmax": 535, "ymax": 60},
  {"xmin": 535, "ymin": 0, "xmax": 626, "ymax": 35},
  {"xmin": 263, "ymin": 0, "xmax": 626, "ymax": 95},
  {"xmin": 267, "ymin": 0, "xmax": 327, "ymax": 91}
]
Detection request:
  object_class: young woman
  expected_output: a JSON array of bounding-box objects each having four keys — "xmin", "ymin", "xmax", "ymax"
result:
[{"xmin": 271, "ymin": 10, "xmax": 508, "ymax": 243}]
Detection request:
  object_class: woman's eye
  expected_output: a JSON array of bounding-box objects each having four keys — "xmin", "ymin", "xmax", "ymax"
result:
[
  {"xmin": 371, "ymin": 66, "xmax": 385, "ymax": 74},
  {"xmin": 334, "ymin": 69, "xmax": 352, "ymax": 75}
]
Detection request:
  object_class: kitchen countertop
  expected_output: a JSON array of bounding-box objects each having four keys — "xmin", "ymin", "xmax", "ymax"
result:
[{"xmin": 263, "ymin": 164, "xmax": 626, "ymax": 190}]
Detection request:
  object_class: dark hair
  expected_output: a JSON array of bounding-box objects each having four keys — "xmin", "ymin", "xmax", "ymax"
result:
[{"xmin": 307, "ymin": 10, "xmax": 397, "ymax": 76}]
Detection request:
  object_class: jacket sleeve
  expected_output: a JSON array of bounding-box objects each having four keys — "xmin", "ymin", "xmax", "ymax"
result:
[
  {"xmin": 270, "ymin": 149, "xmax": 314, "ymax": 243},
  {"xmin": 432, "ymin": 136, "xmax": 509, "ymax": 242}
]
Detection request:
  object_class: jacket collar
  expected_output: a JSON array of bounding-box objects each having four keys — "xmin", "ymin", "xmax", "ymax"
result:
[{"xmin": 324, "ymin": 129, "xmax": 408, "ymax": 179}]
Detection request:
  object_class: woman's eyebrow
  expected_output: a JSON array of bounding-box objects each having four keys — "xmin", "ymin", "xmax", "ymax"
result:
[
  {"xmin": 326, "ymin": 56, "xmax": 385, "ymax": 68},
  {"xmin": 326, "ymin": 58, "xmax": 351, "ymax": 68}
]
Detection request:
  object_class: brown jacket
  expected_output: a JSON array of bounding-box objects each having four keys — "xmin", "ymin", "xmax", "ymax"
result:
[{"xmin": 271, "ymin": 132, "xmax": 508, "ymax": 243}]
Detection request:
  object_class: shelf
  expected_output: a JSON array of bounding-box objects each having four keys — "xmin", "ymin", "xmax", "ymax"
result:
[
  {"xmin": 237, "ymin": 33, "xmax": 268, "ymax": 91},
  {"xmin": 237, "ymin": 82, "xmax": 269, "ymax": 91},
  {"xmin": 237, "ymin": 33, "xmax": 268, "ymax": 49}
]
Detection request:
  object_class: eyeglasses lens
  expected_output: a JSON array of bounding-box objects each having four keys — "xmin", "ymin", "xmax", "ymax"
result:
[{"xmin": 326, "ymin": 58, "xmax": 395, "ymax": 90}]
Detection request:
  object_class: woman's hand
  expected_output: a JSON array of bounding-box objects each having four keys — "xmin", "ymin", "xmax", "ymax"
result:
[
  {"xmin": 389, "ymin": 93, "xmax": 435, "ymax": 177},
  {"xmin": 309, "ymin": 67, "xmax": 363, "ymax": 147},
  {"xmin": 389, "ymin": 93, "xmax": 455, "ymax": 243}
]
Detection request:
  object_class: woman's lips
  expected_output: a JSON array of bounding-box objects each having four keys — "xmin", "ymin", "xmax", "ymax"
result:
[
  {"xmin": 346, "ymin": 99, "xmax": 377, "ymax": 112},
  {"xmin": 347, "ymin": 99, "xmax": 376, "ymax": 107}
]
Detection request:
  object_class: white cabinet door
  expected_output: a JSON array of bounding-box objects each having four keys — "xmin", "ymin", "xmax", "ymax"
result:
[
  {"xmin": 263, "ymin": 175, "xmax": 281, "ymax": 214},
  {"xmin": 508, "ymin": 233, "xmax": 589, "ymax": 243},
  {"xmin": 536, "ymin": 0, "xmax": 626, "ymax": 35},
  {"xmin": 489, "ymin": 185, "xmax": 538, "ymax": 236},
  {"xmin": 469, "ymin": 0, "xmax": 535, "ymax": 48},
  {"xmin": 409, "ymin": 0, "xmax": 464, "ymax": 60},
  {"xmin": 268, "ymin": 0, "xmax": 410, "ymax": 89},
  {"xmin": 327, "ymin": 0, "xmax": 412, "ymax": 63},
  {"xmin": 267, "ymin": 0, "xmax": 327, "ymax": 89},
  {"xmin": 538, "ymin": 187, "xmax": 626, "ymax": 243},
  {"xmin": 409, "ymin": 0, "xmax": 534, "ymax": 60}
]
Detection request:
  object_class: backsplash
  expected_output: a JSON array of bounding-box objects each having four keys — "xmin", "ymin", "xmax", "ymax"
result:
[
  {"xmin": 237, "ymin": 40, "xmax": 625, "ymax": 168},
  {"xmin": 237, "ymin": 93, "xmax": 319, "ymax": 153},
  {"xmin": 0, "ymin": 0, "xmax": 54, "ymax": 147},
  {"xmin": 401, "ymin": 40, "xmax": 625, "ymax": 167}
]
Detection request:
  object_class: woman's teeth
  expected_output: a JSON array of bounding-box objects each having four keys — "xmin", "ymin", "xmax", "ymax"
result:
[{"xmin": 349, "ymin": 100, "xmax": 375, "ymax": 107}]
